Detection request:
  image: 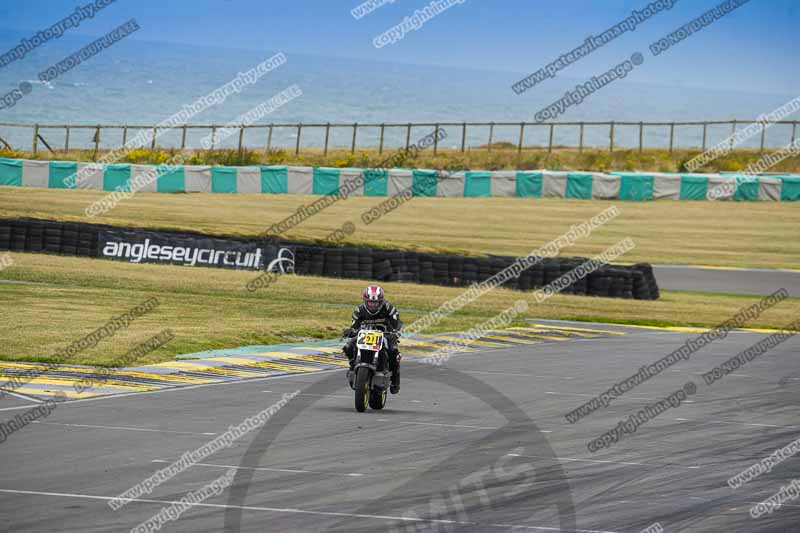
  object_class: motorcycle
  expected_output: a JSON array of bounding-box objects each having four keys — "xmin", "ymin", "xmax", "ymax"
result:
[{"xmin": 346, "ymin": 325, "xmax": 397, "ymax": 412}]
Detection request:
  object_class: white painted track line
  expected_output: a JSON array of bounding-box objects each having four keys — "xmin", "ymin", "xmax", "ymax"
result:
[
  {"xmin": 0, "ymin": 488, "xmax": 620, "ymax": 532},
  {"xmin": 151, "ymin": 459, "xmax": 364, "ymax": 477},
  {"xmin": 31, "ymin": 420, "xmax": 216, "ymax": 436},
  {"xmin": 506, "ymin": 453, "xmax": 702, "ymax": 469}
]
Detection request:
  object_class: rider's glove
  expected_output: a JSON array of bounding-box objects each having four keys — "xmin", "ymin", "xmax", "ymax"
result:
[{"xmin": 343, "ymin": 328, "xmax": 354, "ymax": 338}]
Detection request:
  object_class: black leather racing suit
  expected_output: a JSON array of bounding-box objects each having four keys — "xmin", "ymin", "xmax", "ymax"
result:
[{"xmin": 343, "ymin": 302, "xmax": 402, "ymax": 380}]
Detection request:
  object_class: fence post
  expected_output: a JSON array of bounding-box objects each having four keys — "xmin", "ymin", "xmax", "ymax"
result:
[
  {"xmin": 792, "ymin": 121, "xmax": 797, "ymax": 146},
  {"xmin": 729, "ymin": 120, "xmax": 736, "ymax": 150},
  {"xmin": 405, "ymin": 124, "xmax": 411, "ymax": 152},
  {"xmin": 211, "ymin": 126, "xmax": 217, "ymax": 150},
  {"xmin": 181, "ymin": 126, "xmax": 187, "ymax": 150},
  {"xmin": 609, "ymin": 121, "xmax": 615, "ymax": 153},
  {"xmin": 323, "ymin": 123, "xmax": 330, "ymax": 156},
  {"xmin": 151, "ymin": 127, "xmax": 157, "ymax": 150},
  {"xmin": 578, "ymin": 123, "xmax": 584, "ymax": 153},
  {"xmin": 548, "ymin": 124, "xmax": 554, "ymax": 153},
  {"xmin": 669, "ymin": 123, "xmax": 675, "ymax": 153},
  {"xmin": 93, "ymin": 125, "xmax": 100, "ymax": 154},
  {"xmin": 517, "ymin": 123, "xmax": 525, "ymax": 158},
  {"xmin": 487, "ymin": 122, "xmax": 494, "ymax": 152},
  {"xmin": 379, "ymin": 123, "xmax": 385, "ymax": 155},
  {"xmin": 122, "ymin": 126, "xmax": 128, "ymax": 147},
  {"xmin": 701, "ymin": 123, "xmax": 707, "ymax": 151},
  {"xmin": 295, "ymin": 124, "xmax": 302, "ymax": 155},
  {"xmin": 759, "ymin": 122, "xmax": 766, "ymax": 154},
  {"xmin": 32, "ymin": 124, "xmax": 39, "ymax": 154},
  {"xmin": 461, "ymin": 123, "xmax": 467, "ymax": 152},
  {"xmin": 433, "ymin": 123, "xmax": 439, "ymax": 155},
  {"xmin": 267, "ymin": 124, "xmax": 274, "ymax": 151},
  {"xmin": 638, "ymin": 121, "xmax": 643, "ymax": 153},
  {"xmin": 64, "ymin": 126, "xmax": 70, "ymax": 152},
  {"xmin": 351, "ymin": 123, "xmax": 358, "ymax": 154},
  {"xmin": 238, "ymin": 126, "xmax": 245, "ymax": 155}
]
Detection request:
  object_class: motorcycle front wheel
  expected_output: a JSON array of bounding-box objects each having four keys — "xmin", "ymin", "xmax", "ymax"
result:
[{"xmin": 354, "ymin": 368, "xmax": 370, "ymax": 413}]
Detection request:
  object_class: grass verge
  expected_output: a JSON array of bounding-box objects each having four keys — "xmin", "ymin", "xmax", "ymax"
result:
[
  {"xmin": 1, "ymin": 252, "xmax": 797, "ymax": 367},
  {"xmin": 1, "ymin": 187, "xmax": 798, "ymax": 270}
]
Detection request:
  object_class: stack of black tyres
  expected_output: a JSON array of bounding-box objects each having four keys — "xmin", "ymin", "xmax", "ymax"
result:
[
  {"xmin": 310, "ymin": 245, "xmax": 326, "ymax": 276},
  {"xmin": 561, "ymin": 258, "xmax": 588, "ymax": 295},
  {"xmin": 291, "ymin": 246, "xmax": 307, "ymax": 275},
  {"xmin": 632, "ymin": 263, "xmax": 660, "ymax": 300},
  {"xmin": 10, "ymin": 220, "xmax": 27, "ymax": 252},
  {"xmin": 607, "ymin": 267, "xmax": 633, "ymax": 299},
  {"xmin": 587, "ymin": 269, "xmax": 611, "ymax": 297},
  {"xmin": 323, "ymin": 248, "xmax": 343, "ymax": 278},
  {"xmin": 0, "ymin": 222, "xmax": 10, "ymax": 251},
  {"xmin": 25, "ymin": 220, "xmax": 44, "ymax": 253},
  {"xmin": 530, "ymin": 261, "xmax": 545, "ymax": 289},
  {"xmin": 448, "ymin": 256, "xmax": 463, "ymax": 286},
  {"xmin": 462, "ymin": 257, "xmax": 479, "ymax": 285},
  {"xmin": 372, "ymin": 249, "xmax": 393, "ymax": 281},
  {"xmin": 0, "ymin": 217, "xmax": 661, "ymax": 300},
  {"xmin": 43, "ymin": 223, "xmax": 61, "ymax": 254},
  {"xmin": 77, "ymin": 225, "xmax": 96, "ymax": 256},
  {"xmin": 432, "ymin": 255, "xmax": 449, "ymax": 285},
  {"xmin": 60, "ymin": 223, "xmax": 79, "ymax": 256},
  {"xmin": 357, "ymin": 248, "xmax": 374, "ymax": 280},
  {"xmin": 543, "ymin": 259, "xmax": 562, "ymax": 289},
  {"xmin": 341, "ymin": 247, "xmax": 360, "ymax": 279},
  {"xmin": 418, "ymin": 254, "xmax": 435, "ymax": 284},
  {"xmin": 398, "ymin": 253, "xmax": 418, "ymax": 283}
]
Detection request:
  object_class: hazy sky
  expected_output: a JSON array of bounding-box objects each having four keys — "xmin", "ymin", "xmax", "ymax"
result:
[{"xmin": 1, "ymin": 0, "xmax": 798, "ymax": 94}]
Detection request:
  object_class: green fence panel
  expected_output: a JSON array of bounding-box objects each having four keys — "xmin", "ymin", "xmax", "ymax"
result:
[
  {"xmin": 679, "ymin": 175, "xmax": 708, "ymax": 200},
  {"xmin": 313, "ymin": 167, "xmax": 341, "ymax": 195},
  {"xmin": 363, "ymin": 169, "xmax": 388, "ymax": 196},
  {"xmin": 734, "ymin": 177, "xmax": 759, "ymax": 201},
  {"xmin": 0, "ymin": 158, "xmax": 22, "ymax": 186},
  {"xmin": 104, "ymin": 164, "xmax": 131, "ymax": 192},
  {"xmin": 565, "ymin": 173, "xmax": 593, "ymax": 199},
  {"xmin": 260, "ymin": 166, "xmax": 288, "ymax": 194},
  {"xmin": 156, "ymin": 165, "xmax": 185, "ymax": 193},
  {"xmin": 211, "ymin": 166, "xmax": 238, "ymax": 193},
  {"xmin": 619, "ymin": 174, "xmax": 654, "ymax": 201},
  {"xmin": 781, "ymin": 177, "xmax": 800, "ymax": 201},
  {"xmin": 464, "ymin": 171, "xmax": 492, "ymax": 197},
  {"xmin": 515, "ymin": 171, "xmax": 542, "ymax": 198},
  {"xmin": 49, "ymin": 161, "xmax": 78, "ymax": 189},
  {"xmin": 412, "ymin": 170, "xmax": 438, "ymax": 196}
]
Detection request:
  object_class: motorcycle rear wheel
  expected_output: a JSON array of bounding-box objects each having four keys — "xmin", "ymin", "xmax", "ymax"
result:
[{"xmin": 368, "ymin": 388, "xmax": 386, "ymax": 410}]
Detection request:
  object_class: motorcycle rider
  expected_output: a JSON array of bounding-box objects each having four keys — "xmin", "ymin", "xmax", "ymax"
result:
[{"xmin": 342, "ymin": 285, "xmax": 402, "ymax": 394}]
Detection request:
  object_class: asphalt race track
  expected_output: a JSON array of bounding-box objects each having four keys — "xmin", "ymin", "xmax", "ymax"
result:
[
  {"xmin": 653, "ymin": 265, "xmax": 800, "ymax": 296},
  {"xmin": 1, "ymin": 320, "xmax": 799, "ymax": 532}
]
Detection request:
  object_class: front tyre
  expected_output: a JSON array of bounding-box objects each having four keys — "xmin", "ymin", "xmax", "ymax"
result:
[
  {"xmin": 354, "ymin": 368, "xmax": 370, "ymax": 413},
  {"xmin": 368, "ymin": 387, "xmax": 387, "ymax": 410}
]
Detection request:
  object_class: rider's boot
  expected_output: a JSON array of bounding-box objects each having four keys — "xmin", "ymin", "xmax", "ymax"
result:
[
  {"xmin": 345, "ymin": 350, "xmax": 355, "ymax": 389},
  {"xmin": 390, "ymin": 369, "xmax": 400, "ymax": 394}
]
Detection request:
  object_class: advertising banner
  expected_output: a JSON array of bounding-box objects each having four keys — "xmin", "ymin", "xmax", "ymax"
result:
[{"xmin": 98, "ymin": 228, "xmax": 294, "ymax": 272}]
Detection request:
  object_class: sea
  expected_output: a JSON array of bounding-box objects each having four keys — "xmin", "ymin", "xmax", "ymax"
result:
[{"xmin": 0, "ymin": 33, "xmax": 796, "ymax": 153}]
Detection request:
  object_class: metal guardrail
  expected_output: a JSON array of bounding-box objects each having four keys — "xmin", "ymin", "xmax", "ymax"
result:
[{"xmin": 0, "ymin": 120, "xmax": 797, "ymax": 157}]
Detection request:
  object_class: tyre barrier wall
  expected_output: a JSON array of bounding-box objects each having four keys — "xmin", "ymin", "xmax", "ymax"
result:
[
  {"xmin": 0, "ymin": 218, "xmax": 660, "ymax": 300},
  {"xmin": 1, "ymin": 158, "xmax": 798, "ymax": 201}
]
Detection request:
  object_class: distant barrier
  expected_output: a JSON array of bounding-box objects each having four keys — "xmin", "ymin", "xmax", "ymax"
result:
[
  {"xmin": 1, "ymin": 119, "xmax": 797, "ymax": 156},
  {"xmin": 0, "ymin": 158, "xmax": 798, "ymax": 201}
]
